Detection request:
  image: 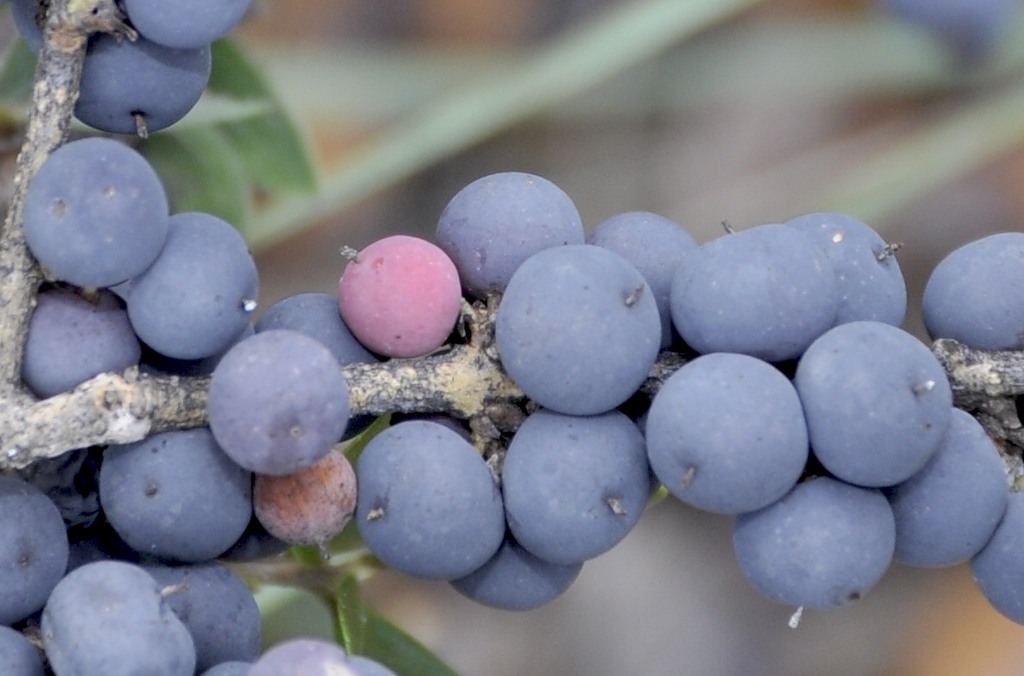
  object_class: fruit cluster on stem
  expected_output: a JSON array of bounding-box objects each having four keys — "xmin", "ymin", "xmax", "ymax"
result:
[{"xmin": 0, "ymin": 1, "xmax": 1022, "ymax": 489}]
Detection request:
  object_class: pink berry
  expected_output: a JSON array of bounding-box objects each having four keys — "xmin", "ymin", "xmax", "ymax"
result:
[{"xmin": 338, "ymin": 235, "xmax": 462, "ymax": 358}]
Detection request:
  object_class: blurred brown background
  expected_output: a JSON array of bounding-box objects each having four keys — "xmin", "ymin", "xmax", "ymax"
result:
[{"xmin": 235, "ymin": 1, "xmax": 1024, "ymax": 675}]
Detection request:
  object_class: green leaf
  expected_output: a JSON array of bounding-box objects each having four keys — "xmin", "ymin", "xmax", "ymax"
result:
[
  {"xmin": 289, "ymin": 544, "xmax": 326, "ymax": 567},
  {"xmin": 208, "ymin": 39, "xmax": 271, "ymax": 98},
  {"xmin": 808, "ymin": 77, "xmax": 1024, "ymax": 223},
  {"xmin": 342, "ymin": 413, "xmax": 392, "ymax": 467},
  {"xmin": 0, "ymin": 39, "xmax": 36, "ymax": 105},
  {"xmin": 324, "ymin": 518, "xmax": 367, "ymax": 557},
  {"xmin": 333, "ymin": 574, "xmax": 369, "ymax": 655},
  {"xmin": 318, "ymin": 415, "xmax": 394, "ymax": 556},
  {"xmin": 647, "ymin": 484, "xmax": 669, "ymax": 508},
  {"xmin": 167, "ymin": 93, "xmax": 272, "ymax": 129},
  {"xmin": 207, "ymin": 39, "xmax": 317, "ymax": 195},
  {"xmin": 243, "ymin": 0, "xmax": 769, "ymax": 251},
  {"xmin": 0, "ymin": 38, "xmax": 37, "ymax": 130},
  {"xmin": 361, "ymin": 611, "xmax": 460, "ymax": 676},
  {"xmin": 254, "ymin": 585, "xmax": 337, "ymax": 646},
  {"xmin": 141, "ymin": 127, "xmax": 250, "ymax": 227}
]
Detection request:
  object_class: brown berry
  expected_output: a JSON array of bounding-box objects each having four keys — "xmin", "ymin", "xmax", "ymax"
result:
[{"xmin": 253, "ymin": 450, "xmax": 357, "ymax": 548}]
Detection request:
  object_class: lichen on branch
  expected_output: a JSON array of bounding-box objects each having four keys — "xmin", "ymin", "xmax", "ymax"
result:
[
  {"xmin": 0, "ymin": 370, "xmax": 208, "ymax": 469},
  {"xmin": 0, "ymin": 333, "xmax": 526, "ymax": 471},
  {"xmin": 932, "ymin": 338, "xmax": 1024, "ymax": 483}
]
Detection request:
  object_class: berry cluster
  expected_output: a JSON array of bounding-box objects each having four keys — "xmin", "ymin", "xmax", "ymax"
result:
[
  {"xmin": 334, "ymin": 173, "xmax": 1019, "ymax": 623},
  {"xmin": 8, "ymin": 149, "xmax": 1024, "ymax": 671},
  {"xmin": 0, "ymin": 1, "xmax": 386, "ymax": 673},
  {"xmin": 11, "ymin": 0, "xmax": 251, "ymax": 135},
  {"xmin": 0, "ymin": 75, "xmax": 397, "ymax": 674},
  {"xmin": 4, "ymin": 0, "xmax": 1024, "ymax": 673}
]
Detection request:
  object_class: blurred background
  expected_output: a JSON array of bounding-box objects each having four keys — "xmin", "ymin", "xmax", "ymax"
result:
[
  {"xmin": 237, "ymin": 1, "xmax": 1024, "ymax": 675},
  {"xmin": 8, "ymin": 0, "xmax": 1024, "ymax": 673}
]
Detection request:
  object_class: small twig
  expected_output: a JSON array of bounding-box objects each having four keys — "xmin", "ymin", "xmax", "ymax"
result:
[
  {"xmin": 0, "ymin": 326, "xmax": 698, "ymax": 471},
  {"xmin": 0, "ymin": 331, "xmax": 529, "ymax": 470},
  {"xmin": 0, "ymin": 369, "xmax": 209, "ymax": 470},
  {"xmin": 932, "ymin": 338, "xmax": 1024, "ymax": 482},
  {"xmin": 0, "ymin": 322, "xmax": 1022, "ymax": 488},
  {"xmin": 932, "ymin": 338, "xmax": 1024, "ymax": 401}
]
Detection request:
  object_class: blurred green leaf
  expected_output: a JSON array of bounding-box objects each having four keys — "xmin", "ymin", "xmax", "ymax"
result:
[
  {"xmin": 319, "ymin": 435, "xmax": 385, "ymax": 558},
  {"xmin": 208, "ymin": 40, "xmax": 317, "ymax": 195},
  {"xmin": 208, "ymin": 39, "xmax": 270, "ymax": 98},
  {"xmin": 325, "ymin": 518, "xmax": 368, "ymax": 558},
  {"xmin": 809, "ymin": 77, "xmax": 1024, "ymax": 224},
  {"xmin": 141, "ymin": 127, "xmax": 250, "ymax": 227},
  {"xmin": 0, "ymin": 39, "xmax": 36, "ymax": 105},
  {"xmin": 362, "ymin": 611, "xmax": 460, "ymax": 676},
  {"xmin": 0, "ymin": 38, "xmax": 36, "ymax": 130},
  {"xmin": 167, "ymin": 93, "xmax": 273, "ymax": 129},
  {"xmin": 334, "ymin": 574, "xmax": 369, "ymax": 655},
  {"xmin": 647, "ymin": 484, "xmax": 669, "ymax": 508},
  {"xmin": 255, "ymin": 585, "xmax": 336, "ymax": 648},
  {"xmin": 244, "ymin": 0, "xmax": 768, "ymax": 251},
  {"xmin": 255, "ymin": 15, "xmax": 1024, "ymax": 128},
  {"xmin": 342, "ymin": 413, "xmax": 392, "ymax": 467},
  {"xmin": 289, "ymin": 544, "xmax": 326, "ymax": 567}
]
